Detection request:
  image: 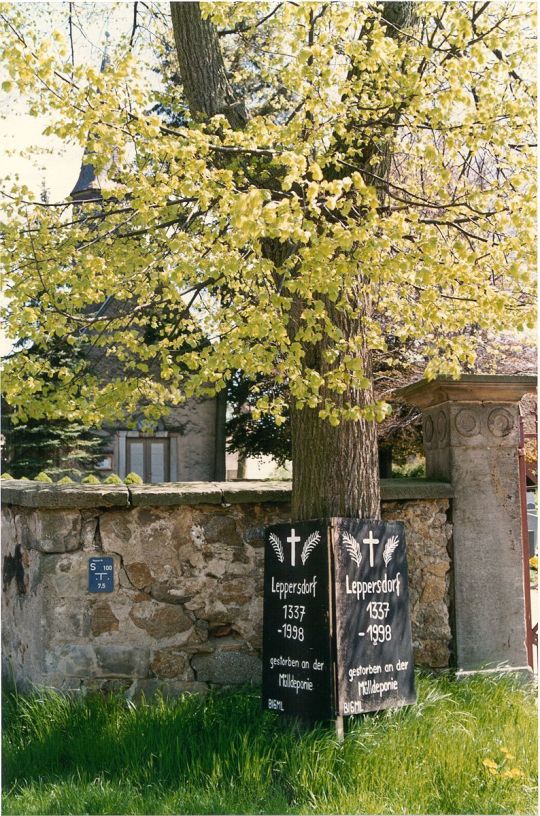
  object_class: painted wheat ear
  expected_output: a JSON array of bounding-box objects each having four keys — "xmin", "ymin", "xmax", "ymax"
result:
[
  {"xmin": 301, "ymin": 531, "xmax": 321, "ymax": 565},
  {"xmin": 269, "ymin": 532, "xmax": 284, "ymax": 563},
  {"xmin": 383, "ymin": 535, "xmax": 400, "ymax": 566},
  {"xmin": 342, "ymin": 531, "xmax": 362, "ymax": 567}
]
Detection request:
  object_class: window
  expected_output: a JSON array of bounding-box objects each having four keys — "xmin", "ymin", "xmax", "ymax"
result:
[
  {"xmin": 96, "ymin": 455, "xmax": 113, "ymax": 472},
  {"xmin": 126, "ymin": 437, "xmax": 170, "ymax": 483}
]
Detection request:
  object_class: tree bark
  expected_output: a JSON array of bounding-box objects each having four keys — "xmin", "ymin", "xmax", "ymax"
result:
[
  {"xmin": 236, "ymin": 455, "xmax": 247, "ymax": 480},
  {"xmin": 291, "ymin": 393, "xmax": 379, "ymax": 520},
  {"xmin": 170, "ymin": 2, "xmax": 248, "ymax": 129},
  {"xmin": 290, "ymin": 1, "xmax": 415, "ymax": 519}
]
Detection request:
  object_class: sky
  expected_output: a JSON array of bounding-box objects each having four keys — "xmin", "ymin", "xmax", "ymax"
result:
[
  {"xmin": 0, "ymin": 2, "xmax": 140, "ymax": 201},
  {"xmin": 1, "ymin": 1, "xmax": 142, "ymax": 354}
]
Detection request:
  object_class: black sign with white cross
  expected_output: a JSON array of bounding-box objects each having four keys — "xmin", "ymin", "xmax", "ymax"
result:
[
  {"xmin": 262, "ymin": 518, "xmax": 416, "ymax": 724},
  {"xmin": 332, "ymin": 519, "xmax": 416, "ymax": 715},
  {"xmin": 262, "ymin": 520, "xmax": 335, "ymax": 722}
]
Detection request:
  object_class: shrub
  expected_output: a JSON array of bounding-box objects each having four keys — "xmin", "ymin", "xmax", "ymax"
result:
[
  {"xmin": 392, "ymin": 462, "xmax": 426, "ymax": 478},
  {"xmin": 81, "ymin": 474, "xmax": 101, "ymax": 484},
  {"xmin": 1, "ymin": 472, "xmax": 14, "ymax": 479},
  {"xmin": 104, "ymin": 474, "xmax": 123, "ymax": 484},
  {"xmin": 56, "ymin": 476, "xmax": 74, "ymax": 484},
  {"xmin": 529, "ymin": 555, "xmax": 538, "ymax": 571},
  {"xmin": 34, "ymin": 472, "xmax": 53, "ymax": 483},
  {"xmin": 41, "ymin": 468, "xmax": 84, "ymax": 482},
  {"xmin": 124, "ymin": 472, "xmax": 143, "ymax": 485}
]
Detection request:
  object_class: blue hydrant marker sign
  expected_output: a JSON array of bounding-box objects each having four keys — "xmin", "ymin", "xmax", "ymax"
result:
[{"xmin": 88, "ymin": 557, "xmax": 114, "ymax": 592}]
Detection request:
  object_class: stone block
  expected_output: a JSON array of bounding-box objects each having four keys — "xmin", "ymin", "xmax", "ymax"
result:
[
  {"xmin": 94, "ymin": 645, "xmax": 150, "ymax": 677},
  {"xmin": 129, "ymin": 482, "xmax": 223, "ymax": 507},
  {"xmin": 184, "ymin": 595, "xmax": 230, "ymax": 624},
  {"xmin": 82, "ymin": 678, "xmax": 133, "ymax": 695},
  {"xmin": 91, "ymin": 602, "xmax": 120, "ymax": 636},
  {"xmin": 191, "ymin": 651, "xmax": 262, "ymax": 684},
  {"xmin": 43, "ymin": 599, "xmax": 89, "ymax": 639},
  {"xmin": 415, "ymin": 600, "xmax": 452, "ymax": 641},
  {"xmin": 101, "ymin": 508, "xmax": 195, "ymax": 604},
  {"xmin": 38, "ymin": 551, "xmax": 117, "ymax": 597},
  {"xmin": 2, "ymin": 542, "xmax": 28, "ymax": 596},
  {"xmin": 414, "ymin": 639, "xmax": 450, "ymax": 668},
  {"xmin": 192, "ymin": 619, "xmax": 209, "ymax": 642},
  {"xmin": 81, "ymin": 513, "xmax": 100, "ymax": 549},
  {"xmin": 20, "ymin": 509, "xmax": 82, "ymax": 553},
  {"xmin": 125, "ymin": 561, "xmax": 153, "ymax": 590},
  {"xmin": 150, "ymin": 647, "xmax": 192, "ymax": 679},
  {"xmin": 380, "ymin": 479, "xmax": 454, "ymax": 500},
  {"xmin": 50, "ymin": 645, "xmax": 97, "ymax": 676},
  {"xmin": 202, "ymin": 514, "xmax": 242, "ymax": 547},
  {"xmin": 420, "ymin": 566, "xmax": 447, "ymax": 603},
  {"xmin": 221, "ymin": 481, "xmax": 291, "ymax": 504},
  {"xmin": 2, "ymin": 507, "xmax": 17, "ymax": 548},
  {"xmin": 129, "ymin": 602, "xmax": 193, "ymax": 639},
  {"xmin": 219, "ymin": 577, "xmax": 254, "ymax": 606},
  {"xmin": 1, "ymin": 481, "xmax": 129, "ymax": 509},
  {"xmin": 99, "ymin": 511, "xmax": 133, "ymax": 553}
]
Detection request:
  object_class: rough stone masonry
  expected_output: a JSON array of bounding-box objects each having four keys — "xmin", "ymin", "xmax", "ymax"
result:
[{"xmin": 2, "ymin": 480, "xmax": 453, "ymax": 698}]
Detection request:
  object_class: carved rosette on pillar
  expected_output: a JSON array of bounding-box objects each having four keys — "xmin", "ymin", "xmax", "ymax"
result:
[
  {"xmin": 399, "ymin": 375, "xmax": 537, "ymax": 675},
  {"xmin": 262, "ymin": 518, "xmax": 416, "ymax": 725}
]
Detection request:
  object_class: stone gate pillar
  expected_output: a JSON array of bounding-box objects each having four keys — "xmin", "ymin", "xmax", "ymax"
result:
[{"xmin": 399, "ymin": 375, "xmax": 536, "ymax": 674}]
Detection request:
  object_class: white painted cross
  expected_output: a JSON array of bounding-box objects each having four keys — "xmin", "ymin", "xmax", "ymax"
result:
[
  {"xmin": 286, "ymin": 528, "xmax": 301, "ymax": 566},
  {"xmin": 362, "ymin": 530, "xmax": 380, "ymax": 568}
]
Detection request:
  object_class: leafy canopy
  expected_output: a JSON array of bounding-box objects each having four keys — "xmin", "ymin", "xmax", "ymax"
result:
[{"xmin": 1, "ymin": 1, "xmax": 536, "ymax": 428}]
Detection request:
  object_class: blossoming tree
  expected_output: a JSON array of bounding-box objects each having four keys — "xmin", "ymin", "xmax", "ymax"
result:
[{"xmin": 1, "ymin": 1, "xmax": 535, "ymax": 518}]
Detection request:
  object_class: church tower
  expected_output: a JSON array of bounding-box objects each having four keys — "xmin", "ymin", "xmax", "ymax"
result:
[{"xmin": 67, "ymin": 41, "xmax": 226, "ymax": 483}]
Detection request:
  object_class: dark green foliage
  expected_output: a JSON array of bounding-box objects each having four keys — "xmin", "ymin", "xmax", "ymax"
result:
[
  {"xmin": 225, "ymin": 371, "xmax": 424, "ymax": 472},
  {"xmin": 226, "ymin": 373, "xmax": 291, "ymax": 466},
  {"xmin": 2, "ymin": 337, "xmax": 107, "ymax": 479},
  {"xmin": 2, "ymin": 406, "xmax": 106, "ymax": 480}
]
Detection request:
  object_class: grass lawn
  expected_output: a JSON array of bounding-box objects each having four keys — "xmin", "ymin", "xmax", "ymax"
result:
[{"xmin": 2, "ymin": 671, "xmax": 537, "ymax": 815}]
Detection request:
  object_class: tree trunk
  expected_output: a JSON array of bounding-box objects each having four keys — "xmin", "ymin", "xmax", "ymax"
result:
[
  {"xmin": 291, "ymin": 393, "xmax": 380, "ymax": 520},
  {"xmin": 170, "ymin": 1, "xmax": 248, "ymax": 129},
  {"xmin": 236, "ymin": 455, "xmax": 247, "ymax": 480},
  {"xmin": 170, "ymin": 2, "xmax": 391, "ymax": 521},
  {"xmin": 290, "ymin": 293, "xmax": 380, "ymax": 519}
]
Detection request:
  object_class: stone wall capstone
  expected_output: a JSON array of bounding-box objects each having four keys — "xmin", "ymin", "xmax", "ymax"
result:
[{"xmin": 2, "ymin": 480, "xmax": 453, "ymax": 697}]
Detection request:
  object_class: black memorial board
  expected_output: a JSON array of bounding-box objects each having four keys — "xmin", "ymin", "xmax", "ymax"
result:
[
  {"xmin": 262, "ymin": 520, "xmax": 335, "ymax": 722},
  {"xmin": 332, "ymin": 519, "xmax": 416, "ymax": 715}
]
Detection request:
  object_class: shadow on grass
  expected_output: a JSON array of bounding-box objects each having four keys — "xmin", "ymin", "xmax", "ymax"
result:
[
  {"xmin": 2, "ymin": 673, "xmax": 538, "ymax": 815},
  {"xmin": 3, "ymin": 685, "xmax": 282, "ymax": 784}
]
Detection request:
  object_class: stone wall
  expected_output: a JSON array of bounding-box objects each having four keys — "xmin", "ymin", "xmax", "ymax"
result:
[{"xmin": 2, "ymin": 480, "xmax": 453, "ymax": 697}]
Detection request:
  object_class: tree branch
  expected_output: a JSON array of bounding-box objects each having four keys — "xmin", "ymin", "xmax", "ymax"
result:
[
  {"xmin": 129, "ymin": 2, "xmax": 139, "ymax": 47},
  {"xmin": 218, "ymin": 3, "xmax": 283, "ymax": 36}
]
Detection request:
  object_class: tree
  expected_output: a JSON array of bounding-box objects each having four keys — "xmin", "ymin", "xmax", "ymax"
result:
[
  {"xmin": 2, "ymin": 339, "xmax": 107, "ymax": 479},
  {"xmin": 1, "ymin": 2, "xmax": 535, "ymax": 519},
  {"xmin": 2, "ymin": 403, "xmax": 107, "ymax": 479},
  {"xmin": 226, "ymin": 372, "xmax": 292, "ymax": 469}
]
